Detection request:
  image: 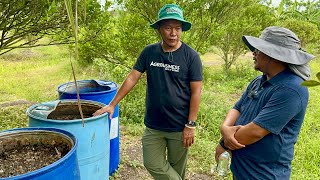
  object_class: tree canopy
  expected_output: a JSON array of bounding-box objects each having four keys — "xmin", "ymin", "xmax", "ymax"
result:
[
  {"xmin": 1, "ymin": 0, "xmax": 319, "ymax": 72},
  {"xmin": 0, "ymin": 0, "xmax": 69, "ymax": 55},
  {"xmin": 0, "ymin": 0, "xmax": 109, "ymax": 55}
]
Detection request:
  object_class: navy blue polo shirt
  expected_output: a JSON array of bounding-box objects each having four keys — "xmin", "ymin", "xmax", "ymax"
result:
[{"xmin": 231, "ymin": 69, "xmax": 309, "ymax": 180}]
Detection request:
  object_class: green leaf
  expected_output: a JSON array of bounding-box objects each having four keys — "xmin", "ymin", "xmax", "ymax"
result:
[
  {"xmin": 64, "ymin": 0, "xmax": 76, "ymax": 34},
  {"xmin": 301, "ymin": 80, "xmax": 320, "ymax": 87},
  {"xmin": 316, "ymin": 72, "xmax": 320, "ymax": 81}
]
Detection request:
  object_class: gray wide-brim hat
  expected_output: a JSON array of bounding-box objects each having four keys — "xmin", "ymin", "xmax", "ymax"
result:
[
  {"xmin": 242, "ymin": 26, "xmax": 315, "ymax": 65},
  {"xmin": 150, "ymin": 4, "xmax": 192, "ymax": 31}
]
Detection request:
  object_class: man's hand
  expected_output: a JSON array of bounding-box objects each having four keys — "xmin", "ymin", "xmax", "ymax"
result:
[
  {"xmin": 221, "ymin": 125, "xmax": 245, "ymax": 150},
  {"xmin": 215, "ymin": 144, "xmax": 232, "ymax": 163},
  {"xmin": 182, "ymin": 127, "xmax": 195, "ymax": 148},
  {"xmin": 92, "ymin": 105, "xmax": 115, "ymax": 119}
]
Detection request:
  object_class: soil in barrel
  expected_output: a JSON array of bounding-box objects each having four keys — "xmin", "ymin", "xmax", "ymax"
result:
[
  {"xmin": 47, "ymin": 103, "xmax": 101, "ymax": 120},
  {"xmin": 0, "ymin": 143, "xmax": 69, "ymax": 178}
]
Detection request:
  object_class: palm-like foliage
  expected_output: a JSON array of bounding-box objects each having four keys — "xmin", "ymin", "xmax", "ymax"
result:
[{"xmin": 274, "ymin": 0, "xmax": 320, "ymax": 30}]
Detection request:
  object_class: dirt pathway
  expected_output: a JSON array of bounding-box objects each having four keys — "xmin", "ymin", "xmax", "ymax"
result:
[{"xmin": 112, "ymin": 126, "xmax": 214, "ymax": 180}]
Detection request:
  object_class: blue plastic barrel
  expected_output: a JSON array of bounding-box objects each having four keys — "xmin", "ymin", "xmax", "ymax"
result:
[
  {"xmin": 57, "ymin": 80, "xmax": 120, "ymax": 175},
  {"xmin": 27, "ymin": 100, "xmax": 110, "ymax": 180},
  {"xmin": 0, "ymin": 127, "xmax": 80, "ymax": 180}
]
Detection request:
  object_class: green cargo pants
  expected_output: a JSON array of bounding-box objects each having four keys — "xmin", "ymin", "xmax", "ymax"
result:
[{"xmin": 142, "ymin": 127, "xmax": 189, "ymax": 180}]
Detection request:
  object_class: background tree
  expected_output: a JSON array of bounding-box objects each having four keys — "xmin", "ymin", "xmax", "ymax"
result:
[
  {"xmin": 0, "ymin": 0, "xmax": 108, "ymax": 56},
  {"xmin": 79, "ymin": 0, "xmax": 275, "ymax": 71},
  {"xmin": 0, "ymin": 0, "xmax": 68, "ymax": 55},
  {"xmin": 209, "ymin": 0, "xmax": 276, "ymax": 72},
  {"xmin": 78, "ymin": 5, "xmax": 156, "ymax": 68},
  {"xmin": 273, "ymin": 0, "xmax": 320, "ymax": 54},
  {"xmin": 283, "ymin": 0, "xmax": 320, "ymax": 29},
  {"xmin": 278, "ymin": 19, "xmax": 320, "ymax": 47}
]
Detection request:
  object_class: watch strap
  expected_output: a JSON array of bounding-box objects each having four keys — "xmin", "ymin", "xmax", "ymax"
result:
[{"xmin": 219, "ymin": 138, "xmax": 229, "ymax": 150}]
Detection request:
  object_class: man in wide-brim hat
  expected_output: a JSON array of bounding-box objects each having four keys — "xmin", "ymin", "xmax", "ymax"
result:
[{"xmin": 215, "ymin": 26, "xmax": 315, "ymax": 179}]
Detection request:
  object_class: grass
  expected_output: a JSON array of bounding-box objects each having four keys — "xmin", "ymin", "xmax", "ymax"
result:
[
  {"xmin": 291, "ymin": 59, "xmax": 320, "ymax": 179},
  {"xmin": 0, "ymin": 45, "xmax": 319, "ymax": 179},
  {"xmin": 0, "ymin": 105, "xmax": 29, "ymax": 130},
  {"xmin": 0, "ymin": 45, "xmax": 100, "ymax": 103}
]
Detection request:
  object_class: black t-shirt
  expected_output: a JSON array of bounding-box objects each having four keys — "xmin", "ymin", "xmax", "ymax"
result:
[{"xmin": 133, "ymin": 42, "xmax": 203, "ymax": 132}]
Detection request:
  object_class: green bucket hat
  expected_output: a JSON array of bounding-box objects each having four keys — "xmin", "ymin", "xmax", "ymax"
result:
[{"xmin": 150, "ymin": 4, "xmax": 192, "ymax": 31}]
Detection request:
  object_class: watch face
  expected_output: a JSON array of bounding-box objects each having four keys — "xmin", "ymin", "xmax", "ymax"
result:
[{"xmin": 188, "ymin": 120, "xmax": 196, "ymax": 126}]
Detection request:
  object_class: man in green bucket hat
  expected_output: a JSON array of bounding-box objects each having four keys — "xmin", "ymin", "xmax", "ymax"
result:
[
  {"xmin": 94, "ymin": 3, "xmax": 202, "ymax": 180},
  {"xmin": 150, "ymin": 4, "xmax": 192, "ymax": 31}
]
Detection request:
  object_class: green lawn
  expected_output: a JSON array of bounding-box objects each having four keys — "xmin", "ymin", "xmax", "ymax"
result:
[{"xmin": 0, "ymin": 45, "xmax": 100, "ymax": 103}]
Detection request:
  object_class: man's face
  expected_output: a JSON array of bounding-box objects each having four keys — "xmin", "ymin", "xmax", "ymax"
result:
[
  {"xmin": 158, "ymin": 20, "xmax": 182, "ymax": 49},
  {"xmin": 253, "ymin": 49, "xmax": 270, "ymax": 72}
]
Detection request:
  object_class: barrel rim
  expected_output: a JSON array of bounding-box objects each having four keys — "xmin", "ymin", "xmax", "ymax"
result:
[
  {"xmin": 0, "ymin": 127, "xmax": 78, "ymax": 179},
  {"xmin": 26, "ymin": 99, "xmax": 109, "ymax": 123},
  {"xmin": 57, "ymin": 79, "xmax": 118, "ymax": 95}
]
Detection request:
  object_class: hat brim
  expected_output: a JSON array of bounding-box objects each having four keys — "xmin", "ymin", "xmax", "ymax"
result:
[
  {"xmin": 150, "ymin": 17, "xmax": 192, "ymax": 31},
  {"xmin": 242, "ymin": 36, "xmax": 315, "ymax": 65}
]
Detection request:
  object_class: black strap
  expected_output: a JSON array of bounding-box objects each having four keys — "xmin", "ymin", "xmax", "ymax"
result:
[{"xmin": 219, "ymin": 138, "xmax": 229, "ymax": 150}]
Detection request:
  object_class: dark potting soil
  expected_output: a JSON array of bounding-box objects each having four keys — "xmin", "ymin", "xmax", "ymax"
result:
[
  {"xmin": 0, "ymin": 143, "xmax": 69, "ymax": 178},
  {"xmin": 47, "ymin": 103, "xmax": 101, "ymax": 120},
  {"xmin": 52, "ymin": 114, "xmax": 92, "ymax": 120}
]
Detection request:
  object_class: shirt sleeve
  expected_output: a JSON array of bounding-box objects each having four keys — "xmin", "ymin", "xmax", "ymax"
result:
[
  {"xmin": 133, "ymin": 48, "xmax": 147, "ymax": 73},
  {"xmin": 253, "ymin": 87, "xmax": 303, "ymax": 135},
  {"xmin": 189, "ymin": 53, "xmax": 203, "ymax": 81}
]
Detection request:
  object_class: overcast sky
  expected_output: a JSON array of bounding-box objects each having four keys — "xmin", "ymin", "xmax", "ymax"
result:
[
  {"xmin": 272, "ymin": 0, "xmax": 281, "ymax": 6},
  {"xmin": 271, "ymin": 0, "xmax": 310, "ymax": 7}
]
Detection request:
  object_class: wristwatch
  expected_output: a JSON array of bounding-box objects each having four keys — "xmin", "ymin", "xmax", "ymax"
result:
[
  {"xmin": 186, "ymin": 120, "xmax": 196, "ymax": 127},
  {"xmin": 219, "ymin": 138, "xmax": 229, "ymax": 150}
]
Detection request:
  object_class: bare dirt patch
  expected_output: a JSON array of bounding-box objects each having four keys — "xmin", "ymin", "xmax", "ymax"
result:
[
  {"xmin": 113, "ymin": 126, "xmax": 214, "ymax": 180},
  {"xmin": 113, "ymin": 130, "xmax": 152, "ymax": 180},
  {"xmin": 0, "ymin": 100, "xmax": 33, "ymax": 108},
  {"xmin": 0, "ymin": 49, "xmax": 44, "ymax": 62},
  {"xmin": 201, "ymin": 52, "xmax": 224, "ymax": 67}
]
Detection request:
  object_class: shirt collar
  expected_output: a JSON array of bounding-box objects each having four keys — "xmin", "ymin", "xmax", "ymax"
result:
[{"xmin": 266, "ymin": 68, "xmax": 292, "ymax": 85}]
